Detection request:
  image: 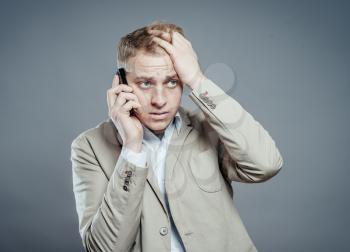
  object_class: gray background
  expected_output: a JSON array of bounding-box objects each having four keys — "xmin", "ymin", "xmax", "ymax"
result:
[{"xmin": 1, "ymin": 0, "xmax": 349, "ymax": 251}]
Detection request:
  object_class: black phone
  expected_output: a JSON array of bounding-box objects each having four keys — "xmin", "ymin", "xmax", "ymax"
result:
[
  {"xmin": 117, "ymin": 67, "xmax": 128, "ymax": 85},
  {"xmin": 116, "ymin": 67, "xmax": 135, "ymax": 116}
]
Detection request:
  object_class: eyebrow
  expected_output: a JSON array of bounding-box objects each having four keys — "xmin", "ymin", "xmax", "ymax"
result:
[{"xmin": 134, "ymin": 73, "xmax": 179, "ymax": 81}]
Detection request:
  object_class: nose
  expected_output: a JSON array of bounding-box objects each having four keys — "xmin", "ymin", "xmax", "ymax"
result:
[{"xmin": 151, "ymin": 87, "xmax": 167, "ymax": 108}]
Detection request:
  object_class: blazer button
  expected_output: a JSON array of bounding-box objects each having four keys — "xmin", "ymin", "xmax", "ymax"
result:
[
  {"xmin": 202, "ymin": 96, "xmax": 209, "ymax": 102},
  {"xmin": 123, "ymin": 185, "xmax": 128, "ymax": 191},
  {"xmin": 159, "ymin": 227, "xmax": 168, "ymax": 236}
]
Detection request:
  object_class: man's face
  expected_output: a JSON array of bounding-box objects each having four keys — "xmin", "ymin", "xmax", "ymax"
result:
[{"xmin": 125, "ymin": 50, "xmax": 183, "ymax": 134}]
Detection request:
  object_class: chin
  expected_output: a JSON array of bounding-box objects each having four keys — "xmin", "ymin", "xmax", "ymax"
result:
[
  {"xmin": 143, "ymin": 118, "xmax": 173, "ymax": 133},
  {"xmin": 146, "ymin": 121, "xmax": 169, "ymax": 132}
]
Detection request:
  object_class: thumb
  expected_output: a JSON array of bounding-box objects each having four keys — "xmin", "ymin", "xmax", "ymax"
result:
[{"xmin": 112, "ymin": 72, "xmax": 120, "ymax": 88}]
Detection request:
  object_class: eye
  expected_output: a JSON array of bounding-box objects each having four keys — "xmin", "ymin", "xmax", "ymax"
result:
[
  {"xmin": 139, "ymin": 81, "xmax": 152, "ymax": 89},
  {"xmin": 167, "ymin": 79, "xmax": 178, "ymax": 88}
]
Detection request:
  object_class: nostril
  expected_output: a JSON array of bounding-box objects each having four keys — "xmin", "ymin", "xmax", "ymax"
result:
[{"xmin": 151, "ymin": 96, "xmax": 166, "ymax": 105}]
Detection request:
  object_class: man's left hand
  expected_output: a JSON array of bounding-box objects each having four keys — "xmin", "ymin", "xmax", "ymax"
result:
[{"xmin": 147, "ymin": 28, "xmax": 205, "ymax": 90}]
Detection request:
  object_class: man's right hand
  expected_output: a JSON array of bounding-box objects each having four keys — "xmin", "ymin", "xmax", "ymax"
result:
[{"xmin": 107, "ymin": 73, "xmax": 144, "ymax": 152}]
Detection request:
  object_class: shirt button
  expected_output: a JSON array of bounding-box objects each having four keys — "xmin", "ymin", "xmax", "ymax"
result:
[
  {"xmin": 123, "ymin": 185, "xmax": 128, "ymax": 191},
  {"xmin": 159, "ymin": 227, "xmax": 168, "ymax": 236}
]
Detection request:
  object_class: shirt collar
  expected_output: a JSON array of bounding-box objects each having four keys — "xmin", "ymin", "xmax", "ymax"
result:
[
  {"xmin": 174, "ymin": 110, "xmax": 182, "ymax": 135},
  {"xmin": 142, "ymin": 110, "xmax": 182, "ymax": 144}
]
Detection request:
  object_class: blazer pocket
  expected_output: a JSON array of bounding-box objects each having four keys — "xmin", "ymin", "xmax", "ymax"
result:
[{"xmin": 189, "ymin": 148, "xmax": 222, "ymax": 193}]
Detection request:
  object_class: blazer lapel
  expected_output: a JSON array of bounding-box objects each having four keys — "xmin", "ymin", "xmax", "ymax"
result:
[
  {"xmin": 110, "ymin": 106, "xmax": 193, "ymax": 216},
  {"xmin": 165, "ymin": 107, "xmax": 193, "ymax": 182}
]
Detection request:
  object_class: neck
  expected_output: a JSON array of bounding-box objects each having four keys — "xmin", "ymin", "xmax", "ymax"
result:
[{"xmin": 152, "ymin": 130, "xmax": 164, "ymax": 140}]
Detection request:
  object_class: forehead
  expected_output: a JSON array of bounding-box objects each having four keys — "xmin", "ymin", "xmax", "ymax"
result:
[{"xmin": 127, "ymin": 50, "xmax": 176, "ymax": 78}]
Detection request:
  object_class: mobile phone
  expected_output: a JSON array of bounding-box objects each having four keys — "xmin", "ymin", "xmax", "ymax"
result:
[
  {"xmin": 116, "ymin": 67, "xmax": 135, "ymax": 116},
  {"xmin": 117, "ymin": 67, "xmax": 128, "ymax": 85}
]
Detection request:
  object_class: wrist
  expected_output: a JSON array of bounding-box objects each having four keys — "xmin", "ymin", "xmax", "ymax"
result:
[
  {"xmin": 124, "ymin": 140, "xmax": 142, "ymax": 153},
  {"xmin": 121, "ymin": 144, "xmax": 148, "ymax": 168},
  {"xmin": 189, "ymin": 72, "xmax": 205, "ymax": 91}
]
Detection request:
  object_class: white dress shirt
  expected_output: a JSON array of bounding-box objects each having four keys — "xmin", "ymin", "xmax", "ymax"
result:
[{"xmin": 120, "ymin": 111, "xmax": 185, "ymax": 252}]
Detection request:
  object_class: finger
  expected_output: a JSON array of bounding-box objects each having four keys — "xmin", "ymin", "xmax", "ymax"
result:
[
  {"xmin": 173, "ymin": 31, "xmax": 191, "ymax": 46},
  {"xmin": 112, "ymin": 84, "xmax": 133, "ymax": 95},
  {"xmin": 107, "ymin": 84, "xmax": 130, "ymax": 109},
  {"xmin": 122, "ymin": 100, "xmax": 141, "ymax": 113},
  {"xmin": 152, "ymin": 36, "xmax": 175, "ymax": 56},
  {"xmin": 112, "ymin": 73, "xmax": 120, "ymax": 88},
  {"xmin": 114, "ymin": 92, "xmax": 139, "ymax": 108},
  {"xmin": 148, "ymin": 29, "xmax": 187, "ymax": 48},
  {"xmin": 147, "ymin": 29, "xmax": 172, "ymax": 43},
  {"xmin": 170, "ymin": 31, "xmax": 188, "ymax": 47},
  {"xmin": 107, "ymin": 84, "xmax": 133, "ymax": 109},
  {"xmin": 107, "ymin": 76, "xmax": 119, "ymax": 110}
]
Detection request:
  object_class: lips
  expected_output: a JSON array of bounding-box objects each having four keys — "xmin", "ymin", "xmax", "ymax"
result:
[
  {"xmin": 150, "ymin": 111, "xmax": 168, "ymax": 115},
  {"xmin": 150, "ymin": 111, "xmax": 169, "ymax": 120}
]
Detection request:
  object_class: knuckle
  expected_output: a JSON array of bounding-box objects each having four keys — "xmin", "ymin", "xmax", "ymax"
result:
[
  {"xmin": 118, "ymin": 92, "xmax": 127, "ymax": 99},
  {"xmin": 120, "ymin": 84, "xmax": 130, "ymax": 90},
  {"xmin": 129, "ymin": 93, "xmax": 136, "ymax": 99},
  {"xmin": 114, "ymin": 86, "xmax": 121, "ymax": 93}
]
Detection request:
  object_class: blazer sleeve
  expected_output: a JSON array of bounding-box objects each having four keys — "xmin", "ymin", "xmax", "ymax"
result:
[
  {"xmin": 188, "ymin": 77, "xmax": 283, "ymax": 183},
  {"xmin": 70, "ymin": 135, "xmax": 149, "ymax": 252}
]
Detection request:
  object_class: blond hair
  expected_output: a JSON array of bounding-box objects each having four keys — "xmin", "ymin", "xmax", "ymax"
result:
[{"xmin": 117, "ymin": 20, "xmax": 185, "ymax": 71}]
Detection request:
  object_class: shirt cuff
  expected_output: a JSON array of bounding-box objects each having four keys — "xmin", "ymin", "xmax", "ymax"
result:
[{"xmin": 120, "ymin": 145, "xmax": 148, "ymax": 168}]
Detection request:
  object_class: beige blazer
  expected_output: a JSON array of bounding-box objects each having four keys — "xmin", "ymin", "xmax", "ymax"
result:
[{"xmin": 70, "ymin": 77, "xmax": 283, "ymax": 252}]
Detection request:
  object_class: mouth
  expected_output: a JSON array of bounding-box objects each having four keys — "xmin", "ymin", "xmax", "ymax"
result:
[{"xmin": 149, "ymin": 111, "xmax": 169, "ymax": 120}]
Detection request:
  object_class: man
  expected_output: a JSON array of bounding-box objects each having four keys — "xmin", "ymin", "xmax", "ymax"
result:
[{"xmin": 70, "ymin": 21, "xmax": 283, "ymax": 252}]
